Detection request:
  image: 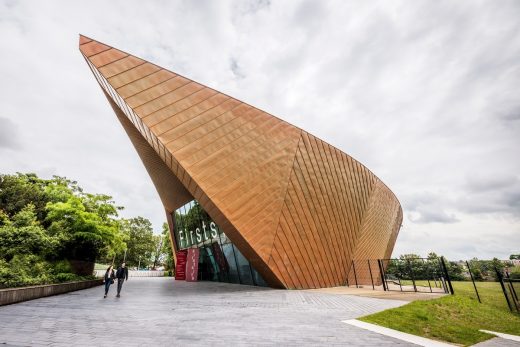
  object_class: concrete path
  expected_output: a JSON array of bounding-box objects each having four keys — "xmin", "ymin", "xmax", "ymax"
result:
[
  {"xmin": 0, "ymin": 277, "xmax": 416, "ymax": 346},
  {"xmin": 473, "ymin": 338, "xmax": 520, "ymax": 346},
  {"xmin": 308, "ymin": 286, "xmax": 446, "ymax": 301}
]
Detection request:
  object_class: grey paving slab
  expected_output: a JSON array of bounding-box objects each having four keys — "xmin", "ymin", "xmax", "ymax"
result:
[
  {"xmin": 473, "ymin": 337, "xmax": 520, "ymax": 346},
  {"xmin": 0, "ymin": 277, "xmax": 417, "ymax": 346}
]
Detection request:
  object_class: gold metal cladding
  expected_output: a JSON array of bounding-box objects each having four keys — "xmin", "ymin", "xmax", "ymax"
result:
[{"xmin": 80, "ymin": 34, "xmax": 402, "ymax": 289}]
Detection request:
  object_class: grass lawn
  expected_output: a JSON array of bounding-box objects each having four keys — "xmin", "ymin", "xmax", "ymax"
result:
[{"xmin": 359, "ymin": 281, "xmax": 520, "ymax": 346}]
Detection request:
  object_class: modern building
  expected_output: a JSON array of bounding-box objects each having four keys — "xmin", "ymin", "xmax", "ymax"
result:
[{"xmin": 80, "ymin": 35, "xmax": 402, "ymax": 289}]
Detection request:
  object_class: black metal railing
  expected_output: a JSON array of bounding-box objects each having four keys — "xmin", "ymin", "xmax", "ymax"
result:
[
  {"xmin": 347, "ymin": 257, "xmax": 519, "ymax": 313},
  {"xmin": 346, "ymin": 257, "xmax": 452, "ymax": 294},
  {"xmin": 459, "ymin": 259, "xmax": 520, "ymax": 313}
]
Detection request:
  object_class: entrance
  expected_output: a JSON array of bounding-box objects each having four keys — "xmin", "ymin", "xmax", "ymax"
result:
[
  {"xmin": 199, "ymin": 244, "xmax": 222, "ymax": 282},
  {"xmin": 173, "ymin": 200, "xmax": 268, "ymax": 287}
]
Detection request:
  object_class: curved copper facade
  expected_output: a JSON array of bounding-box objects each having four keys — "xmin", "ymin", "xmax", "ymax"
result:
[{"xmin": 80, "ymin": 35, "xmax": 402, "ymax": 289}]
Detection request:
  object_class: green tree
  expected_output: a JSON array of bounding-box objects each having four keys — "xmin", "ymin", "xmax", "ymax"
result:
[
  {"xmin": 424, "ymin": 252, "xmax": 444, "ymax": 280},
  {"xmin": 79, "ymin": 192, "xmax": 126, "ymax": 261},
  {"xmin": 0, "ymin": 173, "xmax": 50, "ymax": 223},
  {"xmin": 0, "ymin": 209, "xmax": 9, "ymax": 226},
  {"xmin": 120, "ymin": 217, "xmax": 155, "ymax": 268},
  {"xmin": 161, "ymin": 222, "xmax": 174, "ymax": 271},
  {"xmin": 490, "ymin": 258, "xmax": 507, "ymax": 281},
  {"xmin": 509, "ymin": 266, "xmax": 520, "ymax": 280},
  {"xmin": 468, "ymin": 258, "xmax": 484, "ymax": 280},
  {"xmin": 446, "ymin": 261, "xmax": 465, "ymax": 281},
  {"xmin": 466, "ymin": 258, "xmax": 509, "ymax": 281},
  {"xmin": 46, "ymin": 193, "xmax": 124, "ymax": 263},
  {"xmin": 0, "ymin": 172, "xmax": 130, "ymax": 286},
  {"xmin": 394, "ymin": 254, "xmax": 428, "ymax": 280},
  {"xmin": 151, "ymin": 234, "xmax": 164, "ymax": 270},
  {"xmin": 0, "ymin": 204, "xmax": 56, "ymax": 262}
]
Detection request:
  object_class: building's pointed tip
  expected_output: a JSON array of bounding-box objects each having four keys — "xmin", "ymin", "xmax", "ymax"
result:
[
  {"xmin": 79, "ymin": 35, "xmax": 112, "ymax": 57},
  {"xmin": 79, "ymin": 34, "xmax": 92, "ymax": 45}
]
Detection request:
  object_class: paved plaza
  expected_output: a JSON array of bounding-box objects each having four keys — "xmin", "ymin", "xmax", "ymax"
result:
[
  {"xmin": 0, "ymin": 277, "xmax": 419, "ymax": 346},
  {"xmin": 2, "ymin": 278, "xmax": 516, "ymax": 347}
]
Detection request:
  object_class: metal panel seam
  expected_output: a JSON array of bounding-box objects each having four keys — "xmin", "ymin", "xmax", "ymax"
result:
[{"xmin": 261, "ymin": 130, "xmax": 303, "ymax": 267}]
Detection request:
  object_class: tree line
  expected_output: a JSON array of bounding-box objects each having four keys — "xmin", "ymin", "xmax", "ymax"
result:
[
  {"xmin": 0, "ymin": 173, "xmax": 173, "ymax": 288},
  {"xmin": 385, "ymin": 253, "xmax": 520, "ymax": 281}
]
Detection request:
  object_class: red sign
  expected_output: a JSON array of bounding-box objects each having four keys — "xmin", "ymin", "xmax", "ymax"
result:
[
  {"xmin": 175, "ymin": 250, "xmax": 188, "ymax": 280},
  {"xmin": 185, "ymin": 248, "xmax": 200, "ymax": 282}
]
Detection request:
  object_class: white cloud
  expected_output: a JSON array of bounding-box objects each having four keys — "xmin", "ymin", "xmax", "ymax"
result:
[
  {"xmin": 1, "ymin": 0, "xmax": 519, "ymax": 259},
  {"xmin": 0, "ymin": 117, "xmax": 21, "ymax": 150}
]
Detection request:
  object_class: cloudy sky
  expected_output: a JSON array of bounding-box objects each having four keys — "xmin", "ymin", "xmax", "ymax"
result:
[{"xmin": 1, "ymin": 0, "xmax": 519, "ymax": 260}]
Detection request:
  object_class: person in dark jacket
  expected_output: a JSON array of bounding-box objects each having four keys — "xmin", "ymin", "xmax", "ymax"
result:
[
  {"xmin": 115, "ymin": 262, "xmax": 129, "ymax": 297},
  {"xmin": 103, "ymin": 265, "xmax": 116, "ymax": 298}
]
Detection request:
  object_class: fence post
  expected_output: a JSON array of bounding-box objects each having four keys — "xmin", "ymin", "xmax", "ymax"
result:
[
  {"xmin": 407, "ymin": 259, "xmax": 417, "ymax": 292},
  {"xmin": 378, "ymin": 259, "xmax": 387, "ymax": 291},
  {"xmin": 504, "ymin": 270, "xmax": 520, "ymax": 312},
  {"xmin": 424, "ymin": 259, "xmax": 433, "ymax": 293},
  {"xmin": 440, "ymin": 256, "xmax": 455, "ymax": 295},
  {"xmin": 495, "ymin": 266, "xmax": 514, "ymax": 312},
  {"xmin": 345, "ymin": 260, "xmax": 350, "ymax": 287},
  {"xmin": 368, "ymin": 260, "xmax": 375, "ymax": 290},
  {"xmin": 466, "ymin": 261, "xmax": 481, "ymax": 303},
  {"xmin": 504, "ymin": 270, "xmax": 518, "ymax": 301},
  {"xmin": 352, "ymin": 260, "xmax": 359, "ymax": 288}
]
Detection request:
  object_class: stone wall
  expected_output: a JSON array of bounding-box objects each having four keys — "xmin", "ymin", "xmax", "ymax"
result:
[{"xmin": 0, "ymin": 279, "xmax": 103, "ymax": 306}]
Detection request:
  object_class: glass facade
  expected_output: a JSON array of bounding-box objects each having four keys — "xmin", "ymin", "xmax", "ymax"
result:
[{"xmin": 173, "ymin": 200, "xmax": 268, "ymax": 287}]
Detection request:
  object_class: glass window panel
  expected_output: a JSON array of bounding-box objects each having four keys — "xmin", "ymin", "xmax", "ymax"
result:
[
  {"xmin": 222, "ymin": 244, "xmax": 240, "ymax": 284},
  {"xmin": 210, "ymin": 242, "xmax": 229, "ymax": 282},
  {"xmin": 251, "ymin": 268, "xmax": 268, "ymax": 287},
  {"xmin": 233, "ymin": 245, "xmax": 254, "ymax": 285},
  {"xmin": 198, "ymin": 246, "xmax": 219, "ymax": 282},
  {"xmin": 205, "ymin": 246, "xmax": 220, "ymax": 281}
]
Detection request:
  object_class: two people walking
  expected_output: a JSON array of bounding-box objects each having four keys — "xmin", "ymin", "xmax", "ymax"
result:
[{"xmin": 104, "ymin": 262, "xmax": 129, "ymax": 298}]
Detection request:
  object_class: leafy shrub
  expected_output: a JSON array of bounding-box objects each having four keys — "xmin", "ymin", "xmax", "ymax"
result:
[
  {"xmin": 0, "ymin": 207, "xmax": 56, "ymax": 262},
  {"xmin": 0, "ymin": 255, "xmax": 92, "ymax": 287},
  {"xmin": 52, "ymin": 260, "xmax": 73, "ymax": 274},
  {"xmin": 55, "ymin": 273, "xmax": 78, "ymax": 282},
  {"xmin": 0, "ymin": 259, "xmax": 13, "ymax": 289}
]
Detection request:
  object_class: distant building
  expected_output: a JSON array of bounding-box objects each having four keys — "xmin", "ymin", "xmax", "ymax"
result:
[{"xmin": 80, "ymin": 35, "xmax": 402, "ymax": 289}]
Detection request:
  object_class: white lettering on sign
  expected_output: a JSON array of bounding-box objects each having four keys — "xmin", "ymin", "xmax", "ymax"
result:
[
  {"xmin": 202, "ymin": 221, "xmax": 208, "ymax": 239},
  {"xmin": 186, "ymin": 248, "xmax": 199, "ymax": 282},
  {"xmin": 210, "ymin": 222, "xmax": 218, "ymax": 238},
  {"xmin": 175, "ymin": 220, "xmax": 223, "ymax": 250},
  {"xmin": 179, "ymin": 230, "xmax": 185, "ymax": 248}
]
